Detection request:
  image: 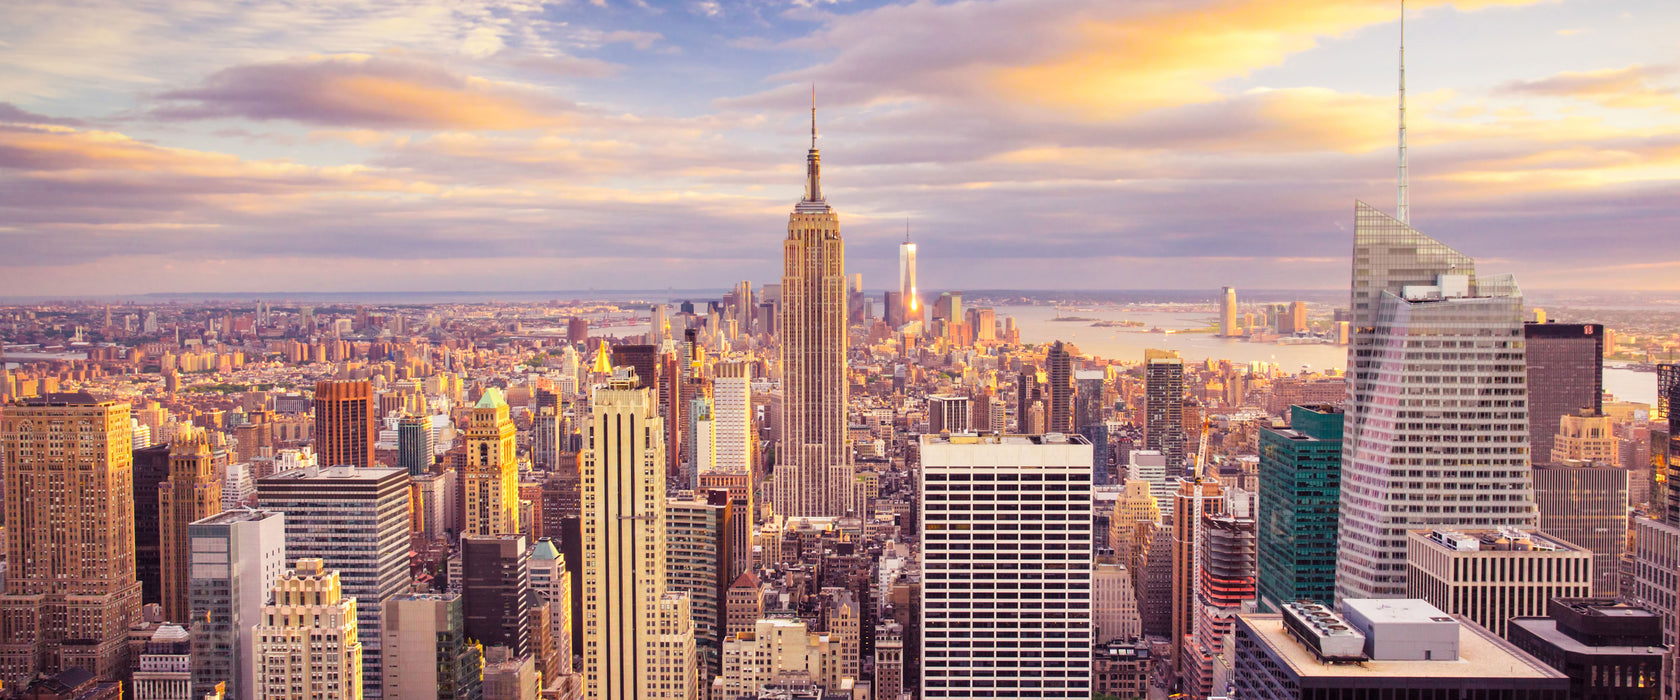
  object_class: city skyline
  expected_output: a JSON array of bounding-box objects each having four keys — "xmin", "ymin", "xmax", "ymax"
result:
[{"xmin": 4, "ymin": 1, "xmax": 1679, "ymax": 296}]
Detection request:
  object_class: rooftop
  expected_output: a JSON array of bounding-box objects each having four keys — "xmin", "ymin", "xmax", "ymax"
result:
[
  {"xmin": 921, "ymin": 432, "xmax": 1091, "ymax": 446},
  {"xmin": 1240, "ymin": 613, "xmax": 1566, "ymax": 680},
  {"xmin": 1507, "ymin": 617, "xmax": 1667, "ymax": 658}
]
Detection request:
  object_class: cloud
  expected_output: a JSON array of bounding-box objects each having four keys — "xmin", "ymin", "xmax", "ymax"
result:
[
  {"xmin": 1500, "ymin": 64, "xmax": 1680, "ymax": 113},
  {"xmin": 0, "ymin": 103, "xmax": 87, "ymax": 127},
  {"xmin": 150, "ymin": 55, "xmax": 577, "ymax": 130}
]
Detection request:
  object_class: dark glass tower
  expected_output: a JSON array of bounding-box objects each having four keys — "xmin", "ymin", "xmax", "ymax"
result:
[
  {"xmin": 1523, "ymin": 322, "xmax": 1603, "ymax": 465},
  {"xmin": 1257, "ymin": 404, "xmax": 1343, "ymax": 612}
]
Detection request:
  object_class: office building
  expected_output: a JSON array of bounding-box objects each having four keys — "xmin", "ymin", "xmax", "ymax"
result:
[
  {"xmin": 713, "ymin": 362, "xmax": 753, "ymax": 474},
  {"xmin": 187, "ymin": 509, "xmax": 286, "ymax": 700},
  {"xmin": 1171, "ymin": 479, "xmax": 1223, "ymax": 673},
  {"xmin": 0, "ymin": 394, "xmax": 142, "ymax": 687},
  {"xmin": 1406, "ymin": 529, "xmax": 1592, "ymax": 638},
  {"xmin": 874, "ymin": 623, "xmax": 905, "ymax": 700},
  {"xmin": 682, "ymin": 397, "xmax": 714, "ymax": 491},
  {"xmin": 1127, "ymin": 450, "xmax": 1173, "ymax": 521},
  {"xmin": 1144, "ymin": 351, "xmax": 1185, "ymax": 468},
  {"xmin": 397, "ymin": 413, "xmax": 434, "ymax": 476},
  {"xmin": 1551, "ymin": 411, "xmax": 1619, "ymax": 465},
  {"xmin": 925, "ymin": 394, "xmax": 969, "ymax": 434},
  {"xmin": 580, "ymin": 374, "xmax": 697, "ymax": 699},
  {"xmin": 253, "ymin": 559, "xmax": 363, "ymax": 700},
  {"xmin": 132, "ymin": 624, "xmax": 193, "ymax": 700},
  {"xmin": 1533, "ymin": 464, "xmax": 1628, "ymax": 596},
  {"xmin": 715, "ymin": 618, "xmax": 829, "ymax": 700},
  {"xmin": 1525, "ymin": 323, "xmax": 1604, "ymax": 464},
  {"xmin": 1257, "ymin": 405, "xmax": 1343, "ymax": 611},
  {"xmin": 1231, "ymin": 599, "xmax": 1569, "ymax": 698},
  {"xmin": 462, "ymin": 534, "xmax": 535, "ymax": 657},
  {"xmin": 257, "ymin": 465, "xmax": 410, "ymax": 699},
  {"xmin": 159, "ymin": 428, "xmax": 223, "ymax": 622},
  {"xmin": 1093, "ymin": 558, "xmax": 1142, "ymax": 643},
  {"xmin": 382, "ymin": 593, "xmax": 484, "ymax": 700},
  {"xmin": 463, "ymin": 388, "xmax": 520, "ymax": 537},
  {"xmin": 1627, "ymin": 516, "xmax": 1679, "ymax": 649},
  {"xmin": 1074, "ymin": 370, "xmax": 1109, "ymax": 485},
  {"xmin": 1220, "ymin": 287, "xmax": 1238, "ymax": 336},
  {"xmin": 533, "ymin": 389, "xmax": 563, "ymax": 473},
  {"xmin": 1046, "ymin": 341, "xmax": 1074, "ymax": 434},
  {"xmin": 775, "ymin": 111, "xmax": 852, "ymax": 519},
  {"xmin": 313, "ymin": 380, "xmax": 374, "ymax": 469},
  {"xmin": 133, "ymin": 443, "xmax": 171, "ymax": 607},
  {"xmin": 919, "ymin": 433, "xmax": 1094, "ymax": 698},
  {"xmin": 667, "ymin": 494, "xmax": 726, "ymax": 677},
  {"xmin": 724, "ymin": 573, "xmax": 763, "ymax": 641},
  {"xmin": 1338, "ymin": 202, "xmax": 1539, "ymax": 600},
  {"xmin": 1508, "ymin": 598, "xmax": 1665, "ymax": 699},
  {"xmin": 899, "ymin": 235, "xmax": 919, "ymax": 327}
]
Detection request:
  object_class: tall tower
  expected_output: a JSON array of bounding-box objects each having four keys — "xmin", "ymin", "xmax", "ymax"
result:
[
  {"xmin": 159, "ymin": 426, "xmax": 224, "ymax": 622},
  {"xmin": 1336, "ymin": 202, "xmax": 1537, "ymax": 601},
  {"xmin": 0, "ymin": 393, "xmax": 143, "ymax": 687},
  {"xmin": 775, "ymin": 99, "xmax": 852, "ymax": 519},
  {"xmin": 188, "ymin": 509, "xmax": 286, "ymax": 700},
  {"xmin": 899, "ymin": 229, "xmax": 919, "ymax": 327},
  {"xmin": 1143, "ymin": 351, "xmax": 1186, "ymax": 468},
  {"xmin": 1046, "ymin": 340, "xmax": 1074, "ymax": 434},
  {"xmin": 581, "ymin": 374, "xmax": 697, "ymax": 700},
  {"xmin": 1219, "ymin": 287, "xmax": 1238, "ymax": 337},
  {"xmin": 313, "ymin": 379, "xmax": 374, "ymax": 469},
  {"xmin": 712, "ymin": 362, "xmax": 754, "ymax": 475},
  {"xmin": 464, "ymin": 388, "xmax": 520, "ymax": 537}
]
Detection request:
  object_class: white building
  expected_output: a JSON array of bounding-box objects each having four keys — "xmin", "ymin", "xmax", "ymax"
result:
[
  {"xmin": 1336, "ymin": 202, "xmax": 1539, "ymax": 600},
  {"xmin": 188, "ymin": 509, "xmax": 286, "ymax": 700},
  {"xmin": 919, "ymin": 433, "xmax": 1094, "ymax": 698},
  {"xmin": 714, "ymin": 618, "xmax": 828, "ymax": 700},
  {"xmin": 712, "ymin": 362, "xmax": 754, "ymax": 474},
  {"xmin": 133, "ymin": 625, "xmax": 193, "ymax": 700},
  {"xmin": 253, "ymin": 559, "xmax": 363, "ymax": 700},
  {"xmin": 1093, "ymin": 559, "xmax": 1142, "ymax": 643},
  {"xmin": 1126, "ymin": 450, "xmax": 1172, "ymax": 522}
]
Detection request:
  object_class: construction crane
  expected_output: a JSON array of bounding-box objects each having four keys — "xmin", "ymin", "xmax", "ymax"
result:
[{"xmin": 1188, "ymin": 415, "xmax": 1215, "ymax": 693}]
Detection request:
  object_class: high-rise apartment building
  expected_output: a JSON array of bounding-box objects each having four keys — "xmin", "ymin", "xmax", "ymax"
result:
[
  {"xmin": 1257, "ymin": 405, "xmax": 1343, "ymax": 611},
  {"xmin": 257, "ymin": 465, "xmax": 410, "ymax": 700},
  {"xmin": 1046, "ymin": 341, "xmax": 1074, "ymax": 434},
  {"xmin": 159, "ymin": 427, "xmax": 223, "ymax": 622},
  {"xmin": 462, "ymin": 534, "xmax": 535, "ymax": 657},
  {"xmin": 1220, "ymin": 287, "xmax": 1238, "ymax": 336},
  {"xmin": 0, "ymin": 393, "xmax": 142, "ymax": 687},
  {"xmin": 254, "ymin": 559, "xmax": 363, "ymax": 700},
  {"xmin": 382, "ymin": 593, "xmax": 484, "ymax": 700},
  {"xmin": 397, "ymin": 413, "xmax": 434, "ymax": 476},
  {"xmin": 463, "ymin": 388, "xmax": 520, "ymax": 537},
  {"xmin": 682, "ymin": 397, "xmax": 714, "ymax": 491},
  {"xmin": 712, "ymin": 362, "xmax": 753, "ymax": 474},
  {"xmin": 1337, "ymin": 202, "xmax": 1539, "ymax": 600},
  {"xmin": 919, "ymin": 433, "xmax": 1094, "ymax": 698},
  {"xmin": 1406, "ymin": 529, "xmax": 1592, "ymax": 638},
  {"xmin": 1127, "ymin": 450, "xmax": 1174, "ymax": 522},
  {"xmin": 1524, "ymin": 323, "xmax": 1604, "ymax": 464},
  {"xmin": 313, "ymin": 380, "xmax": 374, "ymax": 469},
  {"xmin": 1144, "ymin": 351, "xmax": 1186, "ymax": 468},
  {"xmin": 716, "ymin": 618, "xmax": 829, "ymax": 700},
  {"xmin": 775, "ymin": 115, "xmax": 852, "ymax": 520},
  {"xmin": 580, "ymin": 375, "xmax": 697, "ymax": 699},
  {"xmin": 188, "ymin": 509, "xmax": 286, "ymax": 700},
  {"xmin": 1532, "ymin": 464, "xmax": 1627, "ymax": 596}
]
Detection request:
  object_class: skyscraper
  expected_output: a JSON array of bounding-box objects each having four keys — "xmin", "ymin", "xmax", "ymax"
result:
[
  {"xmin": 1046, "ymin": 340, "xmax": 1074, "ymax": 434},
  {"xmin": 254, "ymin": 559, "xmax": 363, "ymax": 700},
  {"xmin": 257, "ymin": 465, "xmax": 410, "ymax": 700},
  {"xmin": 581, "ymin": 374, "xmax": 697, "ymax": 699},
  {"xmin": 1532, "ymin": 464, "xmax": 1628, "ymax": 597},
  {"xmin": 775, "ymin": 106, "xmax": 851, "ymax": 519},
  {"xmin": 1257, "ymin": 405, "xmax": 1343, "ymax": 612},
  {"xmin": 1337, "ymin": 202, "xmax": 1539, "ymax": 601},
  {"xmin": 461, "ymin": 534, "xmax": 535, "ymax": 658},
  {"xmin": 0, "ymin": 393, "xmax": 142, "ymax": 687},
  {"xmin": 533, "ymin": 389, "xmax": 563, "ymax": 472},
  {"xmin": 397, "ymin": 413, "xmax": 434, "ymax": 476},
  {"xmin": 159, "ymin": 427, "xmax": 223, "ymax": 622},
  {"xmin": 382, "ymin": 593, "xmax": 484, "ymax": 700},
  {"xmin": 1219, "ymin": 287, "xmax": 1238, "ymax": 337},
  {"xmin": 313, "ymin": 379, "xmax": 374, "ymax": 469},
  {"xmin": 1171, "ymin": 479, "xmax": 1223, "ymax": 675},
  {"xmin": 925, "ymin": 394, "xmax": 970, "ymax": 434},
  {"xmin": 133, "ymin": 443, "xmax": 170, "ymax": 607},
  {"xmin": 713, "ymin": 362, "xmax": 753, "ymax": 475},
  {"xmin": 1074, "ymin": 370, "xmax": 1108, "ymax": 484},
  {"xmin": 464, "ymin": 388, "xmax": 520, "ymax": 537},
  {"xmin": 1144, "ymin": 351, "xmax": 1186, "ymax": 468},
  {"xmin": 667, "ymin": 493, "xmax": 726, "ymax": 677},
  {"xmin": 919, "ymin": 433, "xmax": 1094, "ymax": 698},
  {"xmin": 899, "ymin": 232, "xmax": 919, "ymax": 327},
  {"xmin": 528, "ymin": 539, "xmax": 574, "ymax": 681},
  {"xmin": 1523, "ymin": 322, "xmax": 1604, "ymax": 465},
  {"xmin": 188, "ymin": 508, "xmax": 286, "ymax": 700}
]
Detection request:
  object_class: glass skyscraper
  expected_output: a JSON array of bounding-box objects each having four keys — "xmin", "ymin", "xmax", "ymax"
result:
[{"xmin": 1257, "ymin": 404, "xmax": 1343, "ymax": 612}]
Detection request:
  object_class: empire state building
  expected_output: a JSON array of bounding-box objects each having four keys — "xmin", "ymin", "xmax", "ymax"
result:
[{"xmin": 773, "ymin": 105, "xmax": 852, "ymax": 518}]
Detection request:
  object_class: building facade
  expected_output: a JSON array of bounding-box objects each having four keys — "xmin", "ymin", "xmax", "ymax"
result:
[
  {"xmin": 312, "ymin": 380, "xmax": 374, "ymax": 469},
  {"xmin": 1405, "ymin": 529, "xmax": 1593, "ymax": 638},
  {"xmin": 382, "ymin": 593, "xmax": 484, "ymax": 700},
  {"xmin": 159, "ymin": 427, "xmax": 223, "ymax": 622},
  {"xmin": 463, "ymin": 388, "xmax": 520, "ymax": 537},
  {"xmin": 1524, "ymin": 322, "xmax": 1604, "ymax": 466},
  {"xmin": 187, "ymin": 509, "xmax": 286, "ymax": 700},
  {"xmin": 1257, "ymin": 404, "xmax": 1343, "ymax": 611},
  {"xmin": 253, "ymin": 559, "xmax": 363, "ymax": 700}
]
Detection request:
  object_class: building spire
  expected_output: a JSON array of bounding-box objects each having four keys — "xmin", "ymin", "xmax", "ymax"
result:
[
  {"xmin": 1397, "ymin": 0, "xmax": 1409, "ymax": 224},
  {"xmin": 804, "ymin": 84, "xmax": 822, "ymax": 203}
]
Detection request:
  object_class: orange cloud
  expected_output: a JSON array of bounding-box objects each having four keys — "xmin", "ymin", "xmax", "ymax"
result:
[
  {"xmin": 994, "ymin": 0, "xmax": 1542, "ymax": 118},
  {"xmin": 1501, "ymin": 64, "xmax": 1680, "ymax": 113}
]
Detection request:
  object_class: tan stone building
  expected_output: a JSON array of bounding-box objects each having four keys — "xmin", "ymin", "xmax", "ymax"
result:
[
  {"xmin": 463, "ymin": 388, "xmax": 520, "ymax": 537},
  {"xmin": 159, "ymin": 427, "xmax": 222, "ymax": 622},
  {"xmin": 253, "ymin": 559, "xmax": 362, "ymax": 700}
]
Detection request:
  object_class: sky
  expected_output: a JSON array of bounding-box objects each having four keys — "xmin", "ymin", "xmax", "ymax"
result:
[{"xmin": 2, "ymin": 0, "xmax": 1678, "ymax": 296}]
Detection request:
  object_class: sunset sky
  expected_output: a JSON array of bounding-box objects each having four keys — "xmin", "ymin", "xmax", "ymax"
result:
[{"xmin": 3, "ymin": 0, "xmax": 1678, "ymax": 296}]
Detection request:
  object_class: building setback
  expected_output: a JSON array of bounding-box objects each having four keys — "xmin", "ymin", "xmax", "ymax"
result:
[
  {"xmin": 1405, "ymin": 529, "xmax": 1593, "ymax": 639},
  {"xmin": 1508, "ymin": 598, "xmax": 1665, "ymax": 699}
]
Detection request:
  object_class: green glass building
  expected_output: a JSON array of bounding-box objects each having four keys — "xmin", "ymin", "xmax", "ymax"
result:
[{"xmin": 1257, "ymin": 404, "xmax": 1343, "ymax": 612}]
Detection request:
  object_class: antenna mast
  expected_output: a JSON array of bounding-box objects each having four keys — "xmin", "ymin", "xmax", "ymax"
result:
[{"xmin": 1397, "ymin": 0, "xmax": 1409, "ymax": 224}]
